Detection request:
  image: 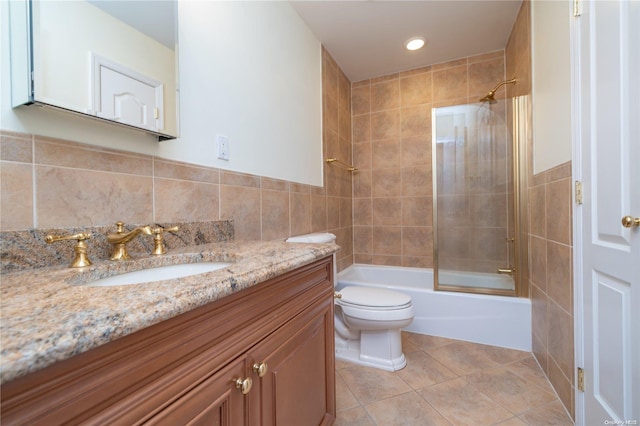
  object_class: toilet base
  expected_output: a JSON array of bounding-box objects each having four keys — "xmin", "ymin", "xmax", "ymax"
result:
[{"xmin": 335, "ymin": 328, "xmax": 407, "ymax": 371}]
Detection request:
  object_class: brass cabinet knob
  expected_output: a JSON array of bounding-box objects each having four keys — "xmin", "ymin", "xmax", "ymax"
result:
[
  {"xmin": 252, "ymin": 362, "xmax": 268, "ymax": 378},
  {"xmin": 234, "ymin": 377, "xmax": 252, "ymax": 395},
  {"xmin": 622, "ymin": 216, "xmax": 640, "ymax": 228}
]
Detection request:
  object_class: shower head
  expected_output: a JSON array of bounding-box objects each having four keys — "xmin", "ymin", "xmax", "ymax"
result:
[{"xmin": 479, "ymin": 78, "xmax": 517, "ymax": 103}]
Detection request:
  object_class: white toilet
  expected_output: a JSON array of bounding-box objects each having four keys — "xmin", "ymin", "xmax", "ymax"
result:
[{"xmin": 286, "ymin": 233, "xmax": 414, "ymax": 371}]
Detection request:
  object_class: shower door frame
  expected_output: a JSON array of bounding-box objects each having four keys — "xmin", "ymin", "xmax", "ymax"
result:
[{"xmin": 431, "ymin": 97, "xmax": 529, "ymax": 298}]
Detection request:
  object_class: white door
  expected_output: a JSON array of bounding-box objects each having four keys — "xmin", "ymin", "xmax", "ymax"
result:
[{"xmin": 574, "ymin": 0, "xmax": 640, "ymax": 424}]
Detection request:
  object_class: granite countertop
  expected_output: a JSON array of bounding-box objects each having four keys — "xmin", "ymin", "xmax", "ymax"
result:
[{"xmin": 0, "ymin": 240, "xmax": 339, "ymax": 385}]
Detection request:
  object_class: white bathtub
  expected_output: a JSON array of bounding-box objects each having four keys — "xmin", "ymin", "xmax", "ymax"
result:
[{"xmin": 336, "ymin": 264, "xmax": 532, "ymax": 352}]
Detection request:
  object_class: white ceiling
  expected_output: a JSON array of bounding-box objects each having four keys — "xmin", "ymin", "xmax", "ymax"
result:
[{"xmin": 290, "ymin": 0, "xmax": 523, "ymax": 82}]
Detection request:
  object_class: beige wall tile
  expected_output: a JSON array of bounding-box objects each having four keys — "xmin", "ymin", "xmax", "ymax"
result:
[
  {"xmin": 220, "ymin": 185, "xmax": 261, "ymax": 241},
  {"xmin": 1, "ymin": 162, "xmax": 34, "ymax": 230},
  {"xmin": 530, "ymin": 235, "xmax": 547, "ymax": 291},
  {"xmin": 372, "ymin": 226, "xmax": 402, "ymax": 255},
  {"xmin": 35, "ymin": 165, "xmax": 153, "ymax": 228},
  {"xmin": 371, "ymin": 110, "xmax": 400, "ymax": 141},
  {"xmin": 353, "ymin": 142, "xmax": 372, "ymax": 170},
  {"xmin": 546, "ymin": 178, "xmax": 572, "ymax": 245},
  {"xmin": 35, "ymin": 136, "xmax": 153, "ymax": 176},
  {"xmin": 401, "ymin": 136, "xmax": 431, "ymax": 167},
  {"xmin": 432, "ymin": 66, "xmax": 468, "ymax": 102},
  {"xmin": 290, "ymin": 192, "xmax": 311, "ymax": 236},
  {"xmin": 353, "ymin": 226, "xmax": 373, "ymax": 255},
  {"xmin": 547, "ymin": 300, "xmax": 574, "ymax": 380},
  {"xmin": 468, "ymin": 57, "xmax": 507, "ymax": 99},
  {"xmin": 547, "ymin": 358, "xmax": 575, "ymax": 420},
  {"xmin": 1, "ymin": 131, "xmax": 32, "ymax": 163},
  {"xmin": 220, "ymin": 170, "xmax": 260, "ymax": 188},
  {"xmin": 154, "ymin": 178, "xmax": 219, "ymax": 223},
  {"xmin": 400, "ymin": 72, "xmax": 432, "ymax": 107},
  {"xmin": 372, "ymin": 169, "xmax": 402, "ymax": 197},
  {"xmin": 352, "ymin": 115, "xmax": 371, "ymax": 143},
  {"xmin": 154, "ymin": 159, "xmax": 219, "ymax": 184},
  {"xmin": 546, "ymin": 241, "xmax": 572, "ymax": 313},
  {"xmin": 372, "ymin": 139, "xmax": 401, "ymax": 169},
  {"xmin": 402, "ymin": 227, "xmax": 433, "ymax": 257},
  {"xmin": 401, "ymin": 105, "xmax": 431, "ymax": 138},
  {"xmin": 261, "ymin": 189, "xmax": 290, "ymax": 241},
  {"xmin": 372, "ymin": 198, "xmax": 402, "ymax": 226},
  {"xmin": 310, "ymin": 193, "xmax": 328, "ymax": 232},
  {"xmin": 402, "ymin": 166, "xmax": 431, "ymax": 196},
  {"xmin": 370, "ymin": 80, "xmax": 400, "ymax": 112},
  {"xmin": 402, "ymin": 196, "xmax": 432, "ymax": 227},
  {"xmin": 529, "ymin": 185, "xmax": 546, "ymax": 238}
]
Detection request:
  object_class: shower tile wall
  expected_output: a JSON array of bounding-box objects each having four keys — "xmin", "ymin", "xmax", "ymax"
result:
[
  {"xmin": 0, "ymin": 49, "xmax": 354, "ymax": 272},
  {"xmin": 351, "ymin": 52, "xmax": 506, "ymax": 268}
]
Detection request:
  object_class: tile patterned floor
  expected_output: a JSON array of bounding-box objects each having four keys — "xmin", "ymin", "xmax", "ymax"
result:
[{"xmin": 335, "ymin": 332, "xmax": 574, "ymax": 426}]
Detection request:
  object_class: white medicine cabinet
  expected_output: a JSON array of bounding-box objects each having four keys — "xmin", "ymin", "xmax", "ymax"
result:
[{"xmin": 9, "ymin": 0, "xmax": 179, "ymax": 140}]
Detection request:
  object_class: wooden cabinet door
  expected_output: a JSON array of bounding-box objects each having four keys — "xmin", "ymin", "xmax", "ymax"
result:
[
  {"xmin": 147, "ymin": 357, "xmax": 248, "ymax": 426},
  {"xmin": 248, "ymin": 299, "xmax": 335, "ymax": 426}
]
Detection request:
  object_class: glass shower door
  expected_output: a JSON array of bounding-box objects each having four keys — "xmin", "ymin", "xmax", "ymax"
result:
[{"xmin": 432, "ymin": 101, "xmax": 521, "ymax": 295}]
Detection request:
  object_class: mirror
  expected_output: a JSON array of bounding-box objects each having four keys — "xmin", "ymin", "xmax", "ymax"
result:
[{"xmin": 10, "ymin": 0, "xmax": 178, "ymax": 140}]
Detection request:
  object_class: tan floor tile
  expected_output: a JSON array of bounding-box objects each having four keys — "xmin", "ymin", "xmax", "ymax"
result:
[
  {"xmin": 474, "ymin": 343, "xmax": 532, "ymax": 365},
  {"xmin": 427, "ymin": 341, "xmax": 499, "ymax": 376},
  {"xmin": 401, "ymin": 332, "xmax": 421, "ymax": 353},
  {"xmin": 495, "ymin": 418, "xmax": 529, "ymax": 426},
  {"xmin": 405, "ymin": 332, "xmax": 458, "ymax": 352},
  {"xmin": 505, "ymin": 356, "xmax": 556, "ymax": 393},
  {"xmin": 465, "ymin": 367, "xmax": 557, "ymax": 414},
  {"xmin": 518, "ymin": 401, "xmax": 573, "ymax": 425},
  {"xmin": 418, "ymin": 378, "xmax": 513, "ymax": 426},
  {"xmin": 396, "ymin": 350, "xmax": 457, "ymax": 390},
  {"xmin": 336, "ymin": 372, "xmax": 360, "ymax": 412},
  {"xmin": 365, "ymin": 392, "xmax": 450, "ymax": 426},
  {"xmin": 336, "ymin": 358, "xmax": 354, "ymax": 370},
  {"xmin": 335, "ymin": 406, "xmax": 376, "ymax": 426},
  {"xmin": 338, "ymin": 365, "xmax": 412, "ymax": 404}
]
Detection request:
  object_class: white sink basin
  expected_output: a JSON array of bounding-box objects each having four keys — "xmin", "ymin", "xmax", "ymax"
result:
[{"xmin": 86, "ymin": 262, "xmax": 232, "ymax": 287}]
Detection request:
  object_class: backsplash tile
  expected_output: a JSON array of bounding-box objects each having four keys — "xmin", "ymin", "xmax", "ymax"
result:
[{"xmin": 0, "ymin": 220, "xmax": 234, "ymax": 273}]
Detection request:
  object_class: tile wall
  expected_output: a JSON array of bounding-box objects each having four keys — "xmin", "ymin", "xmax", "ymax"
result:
[
  {"xmin": 529, "ymin": 163, "xmax": 574, "ymax": 419},
  {"xmin": 0, "ymin": 48, "xmax": 354, "ymax": 271},
  {"xmin": 350, "ymin": 51, "xmax": 507, "ymax": 267},
  {"xmin": 506, "ymin": 1, "xmax": 575, "ymax": 419}
]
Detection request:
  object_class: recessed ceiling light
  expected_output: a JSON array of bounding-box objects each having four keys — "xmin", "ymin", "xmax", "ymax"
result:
[{"xmin": 405, "ymin": 37, "xmax": 426, "ymax": 51}]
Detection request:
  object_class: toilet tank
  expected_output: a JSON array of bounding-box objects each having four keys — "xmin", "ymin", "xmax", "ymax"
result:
[
  {"xmin": 285, "ymin": 233, "xmax": 336, "ymax": 244},
  {"xmin": 286, "ymin": 233, "xmax": 337, "ymax": 282}
]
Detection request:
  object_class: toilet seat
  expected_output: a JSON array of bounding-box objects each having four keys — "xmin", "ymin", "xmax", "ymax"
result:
[
  {"xmin": 337, "ymin": 286, "xmax": 412, "ymax": 310},
  {"xmin": 336, "ymin": 286, "xmax": 414, "ymax": 322}
]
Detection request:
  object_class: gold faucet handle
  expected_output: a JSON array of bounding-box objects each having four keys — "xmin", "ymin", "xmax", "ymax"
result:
[
  {"xmin": 45, "ymin": 232, "xmax": 92, "ymax": 268},
  {"xmin": 151, "ymin": 225, "xmax": 179, "ymax": 255}
]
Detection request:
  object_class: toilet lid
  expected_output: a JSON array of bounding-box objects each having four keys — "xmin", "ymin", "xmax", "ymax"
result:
[{"xmin": 337, "ymin": 286, "xmax": 411, "ymax": 308}]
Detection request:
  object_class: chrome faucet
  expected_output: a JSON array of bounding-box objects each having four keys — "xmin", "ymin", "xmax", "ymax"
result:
[{"xmin": 107, "ymin": 221, "xmax": 152, "ymax": 260}]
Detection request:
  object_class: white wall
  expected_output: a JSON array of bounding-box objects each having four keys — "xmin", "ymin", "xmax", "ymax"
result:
[
  {"xmin": 1, "ymin": 1, "xmax": 323, "ymax": 186},
  {"xmin": 531, "ymin": 0, "xmax": 573, "ymax": 174}
]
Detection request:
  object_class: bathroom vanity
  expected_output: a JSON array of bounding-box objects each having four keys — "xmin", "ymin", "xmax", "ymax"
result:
[{"xmin": 0, "ymin": 241, "xmax": 337, "ymax": 425}]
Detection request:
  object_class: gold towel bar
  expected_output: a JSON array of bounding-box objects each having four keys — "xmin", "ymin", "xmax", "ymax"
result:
[{"xmin": 326, "ymin": 158, "xmax": 358, "ymax": 172}]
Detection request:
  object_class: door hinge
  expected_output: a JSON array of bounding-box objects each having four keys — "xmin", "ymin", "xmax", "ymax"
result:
[
  {"xmin": 573, "ymin": 0, "xmax": 581, "ymax": 17},
  {"xmin": 575, "ymin": 181, "xmax": 583, "ymax": 205},
  {"xmin": 154, "ymin": 107, "xmax": 159, "ymax": 119},
  {"xmin": 577, "ymin": 367, "xmax": 585, "ymax": 392}
]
